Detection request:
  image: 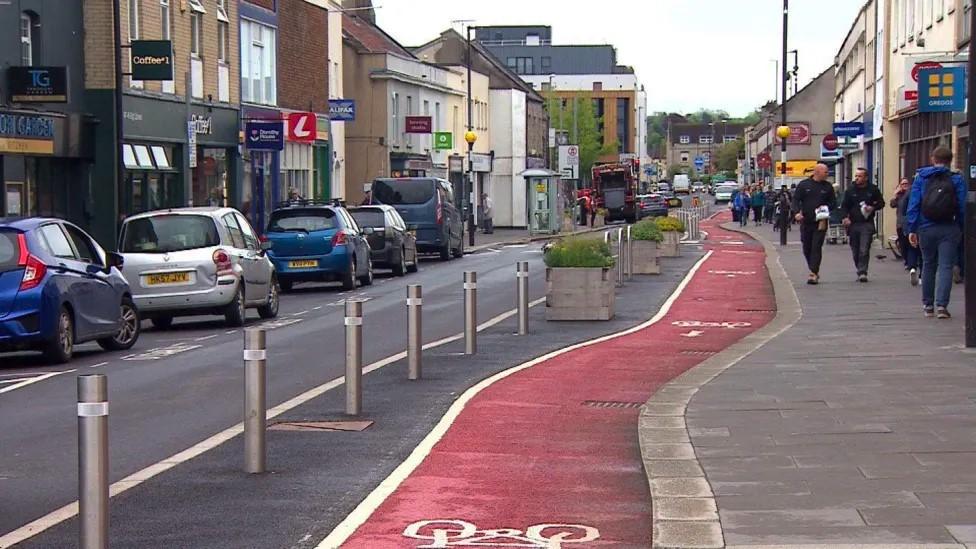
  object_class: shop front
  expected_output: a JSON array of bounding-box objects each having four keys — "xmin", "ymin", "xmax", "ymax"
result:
[
  {"xmin": 241, "ymin": 105, "xmax": 281, "ymax": 233},
  {"xmin": 0, "ymin": 108, "xmax": 93, "ymax": 223},
  {"xmin": 898, "ymin": 110, "xmax": 952, "ymax": 177},
  {"xmin": 122, "ymin": 95, "xmax": 239, "ymax": 218}
]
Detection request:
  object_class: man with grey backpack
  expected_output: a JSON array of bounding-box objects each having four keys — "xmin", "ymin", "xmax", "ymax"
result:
[{"xmin": 906, "ymin": 146, "xmax": 967, "ymax": 319}]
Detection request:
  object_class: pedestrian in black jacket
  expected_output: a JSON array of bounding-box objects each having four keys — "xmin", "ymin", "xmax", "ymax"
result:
[
  {"xmin": 841, "ymin": 168, "xmax": 885, "ymax": 282},
  {"xmin": 792, "ymin": 164, "xmax": 837, "ymax": 285}
]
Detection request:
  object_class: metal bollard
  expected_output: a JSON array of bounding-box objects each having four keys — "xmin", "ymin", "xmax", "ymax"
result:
[
  {"xmin": 626, "ymin": 225, "xmax": 634, "ymax": 279},
  {"xmin": 345, "ymin": 300, "xmax": 363, "ymax": 415},
  {"xmin": 464, "ymin": 272, "xmax": 477, "ymax": 354},
  {"xmin": 616, "ymin": 227, "xmax": 625, "ymax": 286},
  {"xmin": 243, "ymin": 328, "xmax": 267, "ymax": 474},
  {"xmin": 516, "ymin": 262, "xmax": 529, "ymax": 335},
  {"xmin": 407, "ymin": 285, "xmax": 422, "ymax": 380},
  {"xmin": 78, "ymin": 374, "xmax": 109, "ymax": 549}
]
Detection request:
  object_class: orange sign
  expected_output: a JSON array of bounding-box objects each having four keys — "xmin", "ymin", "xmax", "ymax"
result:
[{"xmin": 0, "ymin": 138, "xmax": 54, "ymax": 155}]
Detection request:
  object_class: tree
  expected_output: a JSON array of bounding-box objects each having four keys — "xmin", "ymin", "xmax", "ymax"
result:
[
  {"xmin": 715, "ymin": 138, "xmax": 744, "ymax": 173},
  {"xmin": 546, "ymin": 91, "xmax": 618, "ymax": 183}
]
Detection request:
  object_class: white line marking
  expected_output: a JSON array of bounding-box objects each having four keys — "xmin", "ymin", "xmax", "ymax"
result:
[
  {"xmin": 224, "ymin": 330, "xmax": 237, "ymax": 335},
  {"xmin": 0, "ymin": 369, "xmax": 76, "ymax": 396},
  {"xmin": 89, "ymin": 362, "xmax": 109, "ymax": 369},
  {"xmin": 0, "ymin": 297, "xmax": 547, "ymax": 548},
  {"xmin": 312, "ymin": 306, "xmax": 323, "ymax": 311},
  {"xmin": 680, "ymin": 330, "xmax": 705, "ymax": 338},
  {"xmin": 292, "ymin": 310, "xmax": 309, "ymax": 316},
  {"xmin": 0, "ymin": 377, "xmax": 32, "ymax": 385},
  {"xmin": 194, "ymin": 334, "xmax": 219, "ymax": 342},
  {"xmin": 315, "ymin": 251, "xmax": 714, "ymax": 548}
]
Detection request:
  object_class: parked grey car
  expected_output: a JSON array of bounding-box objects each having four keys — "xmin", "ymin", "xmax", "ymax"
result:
[{"xmin": 118, "ymin": 207, "xmax": 279, "ymax": 328}]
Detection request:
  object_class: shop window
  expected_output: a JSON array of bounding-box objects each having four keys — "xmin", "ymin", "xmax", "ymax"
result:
[
  {"xmin": 151, "ymin": 146, "xmax": 170, "ymax": 169},
  {"xmin": 133, "ymin": 145, "xmax": 154, "ymax": 168},
  {"xmin": 122, "ymin": 145, "xmax": 139, "ymax": 169}
]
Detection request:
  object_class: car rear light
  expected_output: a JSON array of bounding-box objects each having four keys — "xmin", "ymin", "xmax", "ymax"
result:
[
  {"xmin": 17, "ymin": 233, "xmax": 47, "ymax": 291},
  {"xmin": 258, "ymin": 235, "xmax": 269, "ymax": 243},
  {"xmin": 212, "ymin": 249, "xmax": 232, "ymax": 274},
  {"xmin": 332, "ymin": 230, "xmax": 348, "ymax": 247},
  {"xmin": 435, "ymin": 201, "xmax": 443, "ymax": 225}
]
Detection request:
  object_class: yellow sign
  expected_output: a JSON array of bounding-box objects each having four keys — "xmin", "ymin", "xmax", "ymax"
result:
[
  {"xmin": 0, "ymin": 138, "xmax": 54, "ymax": 155},
  {"xmin": 535, "ymin": 183, "xmax": 547, "ymax": 193},
  {"xmin": 774, "ymin": 160, "xmax": 818, "ymax": 177}
]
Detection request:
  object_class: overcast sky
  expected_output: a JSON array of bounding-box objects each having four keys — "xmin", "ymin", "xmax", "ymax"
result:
[{"xmin": 376, "ymin": 0, "xmax": 864, "ymax": 117}]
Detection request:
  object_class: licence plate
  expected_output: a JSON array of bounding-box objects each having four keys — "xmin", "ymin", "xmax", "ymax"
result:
[
  {"xmin": 289, "ymin": 260, "xmax": 318, "ymax": 269},
  {"xmin": 145, "ymin": 272, "xmax": 192, "ymax": 285}
]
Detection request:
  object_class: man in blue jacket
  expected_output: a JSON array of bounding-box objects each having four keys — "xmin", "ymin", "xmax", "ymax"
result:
[{"xmin": 907, "ymin": 146, "xmax": 967, "ymax": 319}]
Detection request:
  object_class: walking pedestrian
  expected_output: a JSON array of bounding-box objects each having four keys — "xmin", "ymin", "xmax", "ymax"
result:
[
  {"xmin": 751, "ymin": 186, "xmax": 765, "ymax": 226},
  {"xmin": 764, "ymin": 188, "xmax": 778, "ymax": 224},
  {"xmin": 792, "ymin": 163, "xmax": 836, "ymax": 285},
  {"xmin": 890, "ymin": 177, "xmax": 921, "ymax": 283},
  {"xmin": 840, "ymin": 167, "xmax": 885, "ymax": 282},
  {"xmin": 481, "ymin": 193, "xmax": 494, "ymax": 234},
  {"xmin": 775, "ymin": 186, "xmax": 792, "ymax": 232},
  {"xmin": 906, "ymin": 146, "xmax": 967, "ymax": 319},
  {"xmin": 734, "ymin": 188, "xmax": 751, "ymax": 227}
]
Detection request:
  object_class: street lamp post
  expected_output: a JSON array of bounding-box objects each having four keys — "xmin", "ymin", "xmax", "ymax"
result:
[
  {"xmin": 708, "ymin": 122, "xmax": 714, "ymax": 176},
  {"xmin": 465, "ymin": 25, "xmax": 477, "ymax": 247},
  {"xmin": 779, "ymin": 0, "xmax": 789, "ymax": 193}
]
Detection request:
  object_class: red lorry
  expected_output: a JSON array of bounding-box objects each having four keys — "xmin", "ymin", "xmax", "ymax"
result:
[{"xmin": 590, "ymin": 161, "xmax": 639, "ymax": 224}]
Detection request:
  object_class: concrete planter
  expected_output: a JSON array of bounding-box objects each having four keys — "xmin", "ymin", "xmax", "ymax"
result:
[
  {"xmin": 632, "ymin": 240, "xmax": 662, "ymax": 274},
  {"xmin": 659, "ymin": 231, "xmax": 681, "ymax": 257},
  {"xmin": 545, "ymin": 267, "xmax": 615, "ymax": 321}
]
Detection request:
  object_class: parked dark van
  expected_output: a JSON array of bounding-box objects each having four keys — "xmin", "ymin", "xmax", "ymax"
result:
[{"xmin": 370, "ymin": 178, "xmax": 463, "ymax": 260}]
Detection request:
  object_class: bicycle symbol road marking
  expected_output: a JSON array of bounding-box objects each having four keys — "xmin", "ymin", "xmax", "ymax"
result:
[
  {"xmin": 672, "ymin": 320, "xmax": 752, "ymax": 329},
  {"xmin": 403, "ymin": 519, "xmax": 600, "ymax": 548}
]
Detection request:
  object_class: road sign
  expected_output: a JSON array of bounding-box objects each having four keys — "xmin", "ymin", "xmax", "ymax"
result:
[
  {"xmin": 558, "ymin": 145, "xmax": 579, "ymax": 179},
  {"xmin": 773, "ymin": 122, "xmax": 811, "ymax": 145},
  {"xmin": 756, "ymin": 152, "xmax": 772, "ymax": 170},
  {"xmin": 245, "ymin": 120, "xmax": 285, "ymax": 151},
  {"xmin": 187, "ymin": 121, "xmax": 197, "ymax": 168},
  {"xmin": 328, "ymin": 99, "xmax": 356, "ymax": 121},
  {"xmin": 822, "ymin": 134, "xmax": 839, "ymax": 151},
  {"xmin": 919, "ymin": 66, "xmax": 966, "ymax": 112},
  {"xmin": 832, "ymin": 122, "xmax": 864, "ymax": 137},
  {"xmin": 434, "ymin": 131, "xmax": 453, "ymax": 150},
  {"xmin": 694, "ymin": 156, "xmax": 704, "ymax": 169},
  {"xmin": 287, "ymin": 112, "xmax": 316, "ymax": 143}
]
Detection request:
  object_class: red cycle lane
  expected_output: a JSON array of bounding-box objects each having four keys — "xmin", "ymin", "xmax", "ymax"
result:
[{"xmin": 333, "ymin": 213, "xmax": 774, "ymax": 548}]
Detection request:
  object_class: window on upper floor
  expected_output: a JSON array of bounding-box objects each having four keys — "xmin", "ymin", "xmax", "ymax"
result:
[
  {"xmin": 680, "ymin": 151, "xmax": 690, "ymax": 163},
  {"xmin": 506, "ymin": 57, "xmax": 534, "ymax": 75},
  {"xmin": 723, "ymin": 136, "xmax": 738, "ymax": 143},
  {"xmin": 241, "ymin": 20, "xmax": 277, "ymax": 105},
  {"xmin": 541, "ymin": 56, "xmax": 551, "ymax": 70},
  {"xmin": 217, "ymin": 0, "xmax": 230, "ymax": 63},
  {"xmin": 160, "ymin": 0, "xmax": 171, "ymax": 40},
  {"xmin": 191, "ymin": 12, "xmax": 203, "ymax": 57},
  {"xmin": 963, "ymin": 0, "xmax": 973, "ymax": 44},
  {"xmin": 699, "ymin": 135, "xmax": 714, "ymax": 144},
  {"xmin": 20, "ymin": 11, "xmax": 38, "ymax": 66},
  {"xmin": 679, "ymin": 135, "xmax": 690, "ymax": 144},
  {"xmin": 128, "ymin": 0, "xmax": 140, "ymax": 41}
]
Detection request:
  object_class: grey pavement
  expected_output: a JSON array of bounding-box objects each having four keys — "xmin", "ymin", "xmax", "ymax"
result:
[
  {"xmin": 9, "ymin": 245, "xmax": 703, "ymax": 548},
  {"xmin": 687, "ymin": 226, "xmax": 976, "ymax": 547}
]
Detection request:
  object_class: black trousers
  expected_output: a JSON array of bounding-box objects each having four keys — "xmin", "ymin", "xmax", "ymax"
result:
[
  {"xmin": 800, "ymin": 222, "xmax": 827, "ymax": 275},
  {"xmin": 848, "ymin": 221, "xmax": 874, "ymax": 274}
]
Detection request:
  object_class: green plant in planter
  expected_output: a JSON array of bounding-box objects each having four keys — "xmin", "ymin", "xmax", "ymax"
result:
[
  {"xmin": 631, "ymin": 219, "xmax": 664, "ymax": 242},
  {"xmin": 655, "ymin": 216, "xmax": 686, "ymax": 232},
  {"xmin": 544, "ymin": 237, "xmax": 614, "ymax": 268}
]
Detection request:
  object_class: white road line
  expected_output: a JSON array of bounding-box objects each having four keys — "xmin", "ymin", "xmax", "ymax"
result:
[
  {"xmin": 89, "ymin": 362, "xmax": 109, "ymax": 369},
  {"xmin": 315, "ymin": 251, "xmax": 714, "ymax": 548},
  {"xmin": 312, "ymin": 306, "xmax": 323, "ymax": 311},
  {"xmin": 0, "ymin": 377, "xmax": 32, "ymax": 385},
  {"xmin": 291, "ymin": 310, "xmax": 309, "ymax": 316},
  {"xmin": 0, "ymin": 369, "xmax": 77, "ymax": 396},
  {"xmin": 0, "ymin": 297, "xmax": 547, "ymax": 548},
  {"xmin": 194, "ymin": 335, "xmax": 219, "ymax": 342},
  {"xmin": 224, "ymin": 330, "xmax": 237, "ymax": 335}
]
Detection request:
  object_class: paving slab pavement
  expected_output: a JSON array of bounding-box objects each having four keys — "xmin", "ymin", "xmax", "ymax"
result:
[{"xmin": 676, "ymin": 222, "xmax": 976, "ymax": 547}]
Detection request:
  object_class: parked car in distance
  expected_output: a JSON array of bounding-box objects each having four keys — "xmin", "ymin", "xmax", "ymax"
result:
[
  {"xmin": 714, "ymin": 184, "xmax": 739, "ymax": 204},
  {"xmin": 264, "ymin": 200, "xmax": 373, "ymax": 292},
  {"xmin": 348, "ymin": 205, "xmax": 418, "ymax": 276},
  {"xmin": 118, "ymin": 207, "xmax": 279, "ymax": 328},
  {"xmin": 692, "ymin": 182, "xmax": 706, "ymax": 193},
  {"xmin": 636, "ymin": 194, "xmax": 669, "ymax": 219},
  {"xmin": 0, "ymin": 218, "xmax": 139, "ymax": 363},
  {"xmin": 657, "ymin": 182, "xmax": 672, "ymax": 194},
  {"xmin": 371, "ymin": 177, "xmax": 463, "ymax": 260}
]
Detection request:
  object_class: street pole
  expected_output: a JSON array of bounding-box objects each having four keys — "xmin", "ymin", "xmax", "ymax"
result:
[
  {"xmin": 966, "ymin": 2, "xmax": 976, "ymax": 347},
  {"xmin": 780, "ymin": 0, "xmax": 789, "ymax": 193},
  {"xmin": 112, "ymin": 0, "xmax": 124, "ymax": 230},
  {"xmin": 466, "ymin": 26, "xmax": 476, "ymax": 248}
]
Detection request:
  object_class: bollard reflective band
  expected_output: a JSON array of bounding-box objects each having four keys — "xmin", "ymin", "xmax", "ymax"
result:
[
  {"xmin": 464, "ymin": 282, "xmax": 477, "ymax": 290},
  {"xmin": 406, "ymin": 297, "xmax": 423, "ymax": 306},
  {"xmin": 243, "ymin": 349, "xmax": 266, "ymax": 361},
  {"xmin": 345, "ymin": 316, "xmax": 363, "ymax": 326},
  {"xmin": 516, "ymin": 272, "xmax": 529, "ymax": 278},
  {"xmin": 77, "ymin": 402, "xmax": 109, "ymax": 417}
]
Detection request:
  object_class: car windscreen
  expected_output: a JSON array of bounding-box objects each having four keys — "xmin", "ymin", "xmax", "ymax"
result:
[
  {"xmin": 349, "ymin": 209, "xmax": 386, "ymax": 228},
  {"xmin": 0, "ymin": 230, "xmax": 19, "ymax": 272},
  {"xmin": 372, "ymin": 180, "xmax": 435, "ymax": 205},
  {"xmin": 120, "ymin": 215, "xmax": 220, "ymax": 253},
  {"xmin": 268, "ymin": 209, "xmax": 337, "ymax": 233}
]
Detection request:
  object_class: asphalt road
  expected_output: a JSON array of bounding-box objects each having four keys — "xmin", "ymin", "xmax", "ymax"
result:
[{"xmin": 0, "ymin": 243, "xmax": 548, "ymax": 537}]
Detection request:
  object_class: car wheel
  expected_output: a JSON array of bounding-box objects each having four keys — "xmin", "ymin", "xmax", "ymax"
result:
[
  {"xmin": 258, "ymin": 277, "xmax": 280, "ymax": 319},
  {"xmin": 341, "ymin": 256, "xmax": 358, "ymax": 290},
  {"xmin": 359, "ymin": 258, "xmax": 374, "ymax": 286},
  {"xmin": 407, "ymin": 248, "xmax": 419, "ymax": 273},
  {"xmin": 224, "ymin": 284, "xmax": 246, "ymax": 327},
  {"xmin": 451, "ymin": 237, "xmax": 464, "ymax": 258},
  {"xmin": 44, "ymin": 307, "xmax": 74, "ymax": 364},
  {"xmin": 98, "ymin": 296, "xmax": 140, "ymax": 351},
  {"xmin": 392, "ymin": 247, "xmax": 407, "ymax": 276},
  {"xmin": 151, "ymin": 316, "xmax": 174, "ymax": 330},
  {"xmin": 439, "ymin": 241, "xmax": 451, "ymax": 261},
  {"xmin": 279, "ymin": 279, "xmax": 293, "ymax": 293}
]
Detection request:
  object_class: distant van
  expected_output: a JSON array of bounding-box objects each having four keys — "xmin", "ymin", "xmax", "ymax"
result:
[
  {"xmin": 673, "ymin": 174, "xmax": 691, "ymax": 194},
  {"xmin": 371, "ymin": 178, "xmax": 464, "ymax": 260}
]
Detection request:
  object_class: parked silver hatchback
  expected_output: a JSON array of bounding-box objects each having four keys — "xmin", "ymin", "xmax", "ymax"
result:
[{"xmin": 118, "ymin": 207, "xmax": 279, "ymax": 328}]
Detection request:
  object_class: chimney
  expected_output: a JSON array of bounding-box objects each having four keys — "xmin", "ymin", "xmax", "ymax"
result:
[{"xmin": 343, "ymin": 0, "xmax": 375, "ymax": 24}]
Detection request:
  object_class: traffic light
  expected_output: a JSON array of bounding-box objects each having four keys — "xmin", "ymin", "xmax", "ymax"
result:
[{"xmin": 749, "ymin": 158, "xmax": 756, "ymax": 171}]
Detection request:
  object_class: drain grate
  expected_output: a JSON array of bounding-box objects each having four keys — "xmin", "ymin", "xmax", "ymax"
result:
[
  {"xmin": 681, "ymin": 350, "xmax": 717, "ymax": 356},
  {"xmin": 268, "ymin": 420, "xmax": 374, "ymax": 432},
  {"xmin": 582, "ymin": 400, "xmax": 643, "ymax": 409},
  {"xmin": 738, "ymin": 309, "xmax": 776, "ymax": 313}
]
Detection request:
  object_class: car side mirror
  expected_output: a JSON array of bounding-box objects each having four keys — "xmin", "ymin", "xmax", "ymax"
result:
[
  {"xmin": 260, "ymin": 240, "xmax": 274, "ymax": 251},
  {"xmin": 106, "ymin": 252, "xmax": 124, "ymax": 270},
  {"xmin": 362, "ymin": 227, "xmax": 376, "ymax": 235}
]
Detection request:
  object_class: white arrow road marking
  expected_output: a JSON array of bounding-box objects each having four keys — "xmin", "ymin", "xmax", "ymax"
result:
[
  {"xmin": 680, "ymin": 330, "xmax": 705, "ymax": 338},
  {"xmin": 0, "ymin": 369, "xmax": 76, "ymax": 395}
]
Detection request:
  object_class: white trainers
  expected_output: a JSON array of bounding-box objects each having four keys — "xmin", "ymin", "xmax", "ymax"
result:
[{"xmin": 910, "ymin": 268, "xmax": 919, "ymax": 287}]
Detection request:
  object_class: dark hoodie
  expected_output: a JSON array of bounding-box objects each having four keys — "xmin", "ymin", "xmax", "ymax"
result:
[{"xmin": 791, "ymin": 178, "xmax": 836, "ymax": 224}]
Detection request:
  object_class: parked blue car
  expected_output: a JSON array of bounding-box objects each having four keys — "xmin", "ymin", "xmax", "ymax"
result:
[
  {"xmin": 0, "ymin": 218, "xmax": 140, "ymax": 363},
  {"xmin": 264, "ymin": 201, "xmax": 374, "ymax": 292}
]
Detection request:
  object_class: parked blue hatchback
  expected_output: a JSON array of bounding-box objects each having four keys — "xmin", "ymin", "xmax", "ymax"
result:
[
  {"xmin": 0, "ymin": 218, "xmax": 140, "ymax": 363},
  {"xmin": 264, "ymin": 201, "xmax": 374, "ymax": 292}
]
